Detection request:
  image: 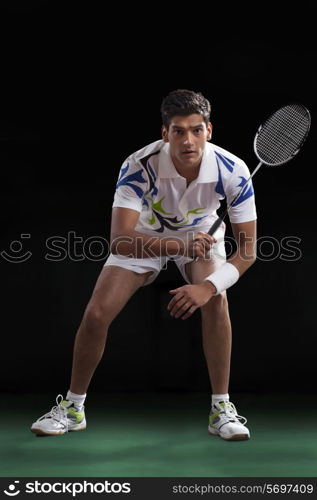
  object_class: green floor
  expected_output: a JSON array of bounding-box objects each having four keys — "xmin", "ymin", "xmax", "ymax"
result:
[{"xmin": 1, "ymin": 392, "xmax": 317, "ymax": 477}]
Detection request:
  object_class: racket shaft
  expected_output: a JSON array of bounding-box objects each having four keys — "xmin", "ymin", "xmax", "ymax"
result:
[{"xmin": 208, "ymin": 215, "xmax": 226, "ymax": 236}]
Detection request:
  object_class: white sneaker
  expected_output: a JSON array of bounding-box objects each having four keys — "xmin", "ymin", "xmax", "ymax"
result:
[
  {"xmin": 31, "ymin": 394, "xmax": 86, "ymax": 436},
  {"xmin": 208, "ymin": 401, "xmax": 250, "ymax": 441}
]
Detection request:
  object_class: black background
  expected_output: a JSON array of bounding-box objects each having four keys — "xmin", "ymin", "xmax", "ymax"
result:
[{"xmin": 0, "ymin": 3, "xmax": 316, "ymax": 394}]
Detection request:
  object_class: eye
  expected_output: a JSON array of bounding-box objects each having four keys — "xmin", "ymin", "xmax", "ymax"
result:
[{"xmin": 194, "ymin": 128, "xmax": 203, "ymax": 134}]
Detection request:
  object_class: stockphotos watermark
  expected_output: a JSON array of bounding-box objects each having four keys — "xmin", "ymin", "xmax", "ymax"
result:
[
  {"xmin": 2, "ymin": 479, "xmax": 131, "ymax": 496},
  {"xmin": 0, "ymin": 231, "xmax": 302, "ymax": 264}
]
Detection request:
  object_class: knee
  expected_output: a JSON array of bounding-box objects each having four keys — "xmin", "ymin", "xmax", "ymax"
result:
[
  {"xmin": 202, "ymin": 292, "xmax": 229, "ymax": 317},
  {"xmin": 82, "ymin": 301, "xmax": 112, "ymax": 332}
]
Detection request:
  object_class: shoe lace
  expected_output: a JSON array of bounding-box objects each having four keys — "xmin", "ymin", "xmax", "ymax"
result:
[
  {"xmin": 215, "ymin": 401, "xmax": 247, "ymax": 426},
  {"xmin": 40, "ymin": 394, "xmax": 69, "ymax": 431}
]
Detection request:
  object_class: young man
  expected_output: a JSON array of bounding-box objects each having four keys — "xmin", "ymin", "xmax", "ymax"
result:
[{"xmin": 31, "ymin": 89, "xmax": 257, "ymax": 441}]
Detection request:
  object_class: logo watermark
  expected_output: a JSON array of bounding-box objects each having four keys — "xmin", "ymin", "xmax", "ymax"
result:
[
  {"xmin": 0, "ymin": 231, "xmax": 302, "ymax": 264},
  {"xmin": 2, "ymin": 480, "xmax": 131, "ymax": 496},
  {"xmin": 3, "ymin": 481, "xmax": 20, "ymax": 496}
]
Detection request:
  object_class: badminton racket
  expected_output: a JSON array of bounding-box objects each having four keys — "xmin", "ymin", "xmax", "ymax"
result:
[{"xmin": 207, "ymin": 103, "xmax": 311, "ymax": 236}]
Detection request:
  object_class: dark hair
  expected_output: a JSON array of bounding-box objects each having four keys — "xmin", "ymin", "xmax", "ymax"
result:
[{"xmin": 161, "ymin": 89, "xmax": 211, "ymax": 128}]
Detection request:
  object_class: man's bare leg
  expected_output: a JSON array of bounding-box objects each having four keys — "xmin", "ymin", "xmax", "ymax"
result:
[
  {"xmin": 185, "ymin": 259, "xmax": 250, "ymax": 440},
  {"xmin": 185, "ymin": 259, "xmax": 232, "ymax": 394},
  {"xmin": 70, "ymin": 266, "xmax": 152, "ymax": 394}
]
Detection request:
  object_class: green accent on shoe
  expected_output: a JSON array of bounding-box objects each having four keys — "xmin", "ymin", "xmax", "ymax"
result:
[
  {"xmin": 60, "ymin": 400, "xmax": 71, "ymax": 407},
  {"xmin": 209, "ymin": 411, "xmax": 220, "ymax": 425},
  {"xmin": 60, "ymin": 400, "xmax": 84, "ymax": 424},
  {"xmin": 67, "ymin": 408, "xmax": 85, "ymax": 424},
  {"xmin": 209, "ymin": 402, "xmax": 227, "ymax": 424}
]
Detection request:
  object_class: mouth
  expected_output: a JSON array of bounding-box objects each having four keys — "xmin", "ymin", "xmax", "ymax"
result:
[{"xmin": 182, "ymin": 150, "xmax": 196, "ymax": 157}]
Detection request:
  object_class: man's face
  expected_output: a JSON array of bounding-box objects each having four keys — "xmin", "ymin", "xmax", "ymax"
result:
[{"xmin": 162, "ymin": 114, "xmax": 212, "ymax": 171}]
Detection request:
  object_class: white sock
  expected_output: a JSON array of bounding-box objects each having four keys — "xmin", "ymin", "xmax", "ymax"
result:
[
  {"xmin": 66, "ymin": 390, "xmax": 86, "ymax": 411},
  {"xmin": 212, "ymin": 393, "xmax": 229, "ymax": 409}
]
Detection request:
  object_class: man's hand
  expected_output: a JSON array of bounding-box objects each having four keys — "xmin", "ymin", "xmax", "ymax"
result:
[
  {"xmin": 167, "ymin": 281, "xmax": 217, "ymax": 320},
  {"xmin": 186, "ymin": 231, "xmax": 217, "ymax": 259}
]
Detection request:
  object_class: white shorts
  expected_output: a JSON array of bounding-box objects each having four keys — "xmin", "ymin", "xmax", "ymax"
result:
[{"xmin": 104, "ymin": 225, "xmax": 226, "ymax": 286}]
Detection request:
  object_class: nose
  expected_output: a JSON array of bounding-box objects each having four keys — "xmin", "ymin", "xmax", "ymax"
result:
[{"xmin": 183, "ymin": 131, "xmax": 194, "ymax": 146}]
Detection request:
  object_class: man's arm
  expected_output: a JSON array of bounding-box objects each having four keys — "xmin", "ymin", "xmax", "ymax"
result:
[
  {"xmin": 167, "ymin": 219, "xmax": 257, "ymax": 319},
  {"xmin": 110, "ymin": 207, "xmax": 215, "ymax": 259},
  {"xmin": 228, "ymin": 220, "xmax": 257, "ymax": 274}
]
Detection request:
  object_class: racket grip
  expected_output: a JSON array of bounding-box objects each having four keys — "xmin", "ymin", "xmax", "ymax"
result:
[
  {"xmin": 208, "ymin": 217, "xmax": 223, "ymax": 236},
  {"xmin": 194, "ymin": 216, "xmax": 224, "ymax": 262}
]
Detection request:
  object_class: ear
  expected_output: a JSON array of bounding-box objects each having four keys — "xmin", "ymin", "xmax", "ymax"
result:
[
  {"xmin": 162, "ymin": 125, "xmax": 169, "ymax": 143},
  {"xmin": 207, "ymin": 122, "xmax": 212, "ymax": 141}
]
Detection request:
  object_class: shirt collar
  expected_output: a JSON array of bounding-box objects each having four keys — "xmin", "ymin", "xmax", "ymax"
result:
[
  {"xmin": 158, "ymin": 141, "xmax": 218, "ymax": 182},
  {"xmin": 158, "ymin": 143, "xmax": 181, "ymax": 178}
]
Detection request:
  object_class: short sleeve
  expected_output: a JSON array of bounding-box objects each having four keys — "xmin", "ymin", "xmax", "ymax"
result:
[
  {"xmin": 112, "ymin": 159, "xmax": 149, "ymax": 213},
  {"xmin": 226, "ymin": 161, "xmax": 257, "ymax": 223}
]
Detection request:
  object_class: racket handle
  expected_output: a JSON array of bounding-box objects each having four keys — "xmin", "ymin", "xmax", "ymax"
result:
[
  {"xmin": 207, "ymin": 216, "xmax": 224, "ymax": 236},
  {"xmin": 194, "ymin": 215, "xmax": 225, "ymax": 262}
]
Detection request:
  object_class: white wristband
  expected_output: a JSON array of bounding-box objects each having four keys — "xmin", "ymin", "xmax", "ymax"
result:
[{"xmin": 204, "ymin": 262, "xmax": 239, "ymax": 295}]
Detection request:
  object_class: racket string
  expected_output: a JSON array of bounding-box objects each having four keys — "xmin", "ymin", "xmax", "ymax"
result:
[{"xmin": 255, "ymin": 104, "xmax": 310, "ymax": 165}]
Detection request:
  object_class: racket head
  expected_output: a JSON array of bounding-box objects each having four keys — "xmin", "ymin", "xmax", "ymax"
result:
[{"xmin": 254, "ymin": 103, "xmax": 311, "ymax": 166}]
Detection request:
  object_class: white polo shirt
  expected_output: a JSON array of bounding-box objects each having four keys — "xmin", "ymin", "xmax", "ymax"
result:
[{"xmin": 113, "ymin": 140, "xmax": 256, "ymax": 236}]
